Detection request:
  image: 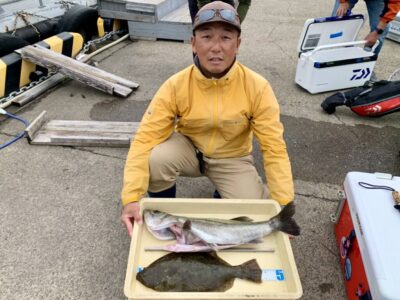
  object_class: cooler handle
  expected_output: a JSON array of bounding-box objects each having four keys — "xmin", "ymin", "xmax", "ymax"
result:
[
  {"xmin": 309, "ymin": 40, "xmax": 367, "ymax": 55},
  {"xmin": 309, "ymin": 40, "xmax": 380, "ymax": 55}
]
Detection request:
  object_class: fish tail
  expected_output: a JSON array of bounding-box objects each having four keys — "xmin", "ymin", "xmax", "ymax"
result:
[
  {"xmin": 236, "ymin": 259, "xmax": 262, "ymax": 283},
  {"xmin": 272, "ymin": 202, "xmax": 301, "ymax": 236}
]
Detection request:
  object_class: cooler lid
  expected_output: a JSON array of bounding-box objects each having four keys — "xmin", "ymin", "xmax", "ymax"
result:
[
  {"xmin": 344, "ymin": 172, "xmax": 400, "ymax": 300},
  {"xmin": 297, "ymin": 14, "xmax": 364, "ymax": 53}
]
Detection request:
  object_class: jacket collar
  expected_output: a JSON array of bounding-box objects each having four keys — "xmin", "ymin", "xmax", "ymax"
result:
[{"xmin": 193, "ymin": 55, "xmax": 238, "ymax": 86}]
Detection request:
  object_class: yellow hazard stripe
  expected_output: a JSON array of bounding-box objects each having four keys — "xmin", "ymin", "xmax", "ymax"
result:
[
  {"xmin": 43, "ymin": 35, "xmax": 64, "ymax": 53},
  {"xmin": 69, "ymin": 32, "xmax": 83, "ymax": 57},
  {"xmin": 20, "ymin": 60, "xmax": 36, "ymax": 87},
  {"xmin": 0, "ymin": 32, "xmax": 84, "ymax": 98},
  {"xmin": 113, "ymin": 19, "xmax": 122, "ymax": 31},
  {"xmin": 98, "ymin": 17, "xmax": 105, "ymax": 37},
  {"xmin": 0, "ymin": 60, "xmax": 6, "ymax": 98}
]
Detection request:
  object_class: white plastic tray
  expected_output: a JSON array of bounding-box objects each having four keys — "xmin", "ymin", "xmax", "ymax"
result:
[{"xmin": 124, "ymin": 198, "xmax": 302, "ymax": 300}]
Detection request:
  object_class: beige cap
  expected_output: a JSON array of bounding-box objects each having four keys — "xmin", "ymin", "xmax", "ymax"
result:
[{"xmin": 193, "ymin": 1, "xmax": 241, "ymax": 33}]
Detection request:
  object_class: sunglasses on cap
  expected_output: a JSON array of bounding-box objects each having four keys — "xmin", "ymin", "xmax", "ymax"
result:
[{"xmin": 197, "ymin": 9, "xmax": 239, "ymax": 24}]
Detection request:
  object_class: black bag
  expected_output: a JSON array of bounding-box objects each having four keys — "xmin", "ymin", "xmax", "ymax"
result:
[{"xmin": 321, "ymin": 80, "xmax": 400, "ymax": 117}]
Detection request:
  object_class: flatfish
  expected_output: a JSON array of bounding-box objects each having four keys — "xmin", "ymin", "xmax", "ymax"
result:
[{"xmin": 136, "ymin": 252, "xmax": 262, "ymax": 292}]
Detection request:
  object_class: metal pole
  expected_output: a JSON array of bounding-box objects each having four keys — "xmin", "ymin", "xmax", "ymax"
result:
[{"xmin": 38, "ymin": 0, "xmax": 45, "ymax": 8}]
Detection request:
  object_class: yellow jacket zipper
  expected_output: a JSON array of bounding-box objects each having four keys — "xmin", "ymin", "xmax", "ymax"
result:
[{"xmin": 205, "ymin": 80, "xmax": 219, "ymax": 155}]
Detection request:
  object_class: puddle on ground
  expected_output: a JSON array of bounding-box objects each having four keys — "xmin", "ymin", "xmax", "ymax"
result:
[{"xmin": 89, "ymin": 99, "xmax": 150, "ymax": 122}]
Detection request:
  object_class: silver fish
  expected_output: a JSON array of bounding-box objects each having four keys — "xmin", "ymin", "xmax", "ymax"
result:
[{"xmin": 144, "ymin": 202, "xmax": 300, "ymax": 252}]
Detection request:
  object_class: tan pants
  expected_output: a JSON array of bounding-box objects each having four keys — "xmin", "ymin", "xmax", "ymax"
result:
[{"xmin": 149, "ymin": 133, "xmax": 267, "ymax": 199}]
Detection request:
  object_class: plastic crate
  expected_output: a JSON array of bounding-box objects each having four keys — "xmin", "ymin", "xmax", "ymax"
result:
[{"xmin": 124, "ymin": 198, "xmax": 302, "ymax": 300}]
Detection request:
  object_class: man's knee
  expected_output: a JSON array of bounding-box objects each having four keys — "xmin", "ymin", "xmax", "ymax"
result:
[{"xmin": 149, "ymin": 145, "xmax": 174, "ymax": 178}]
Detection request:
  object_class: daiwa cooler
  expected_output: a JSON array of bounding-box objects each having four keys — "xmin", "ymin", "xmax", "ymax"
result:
[
  {"xmin": 334, "ymin": 172, "xmax": 400, "ymax": 300},
  {"xmin": 387, "ymin": 12, "xmax": 400, "ymax": 42},
  {"xmin": 295, "ymin": 15, "xmax": 377, "ymax": 94}
]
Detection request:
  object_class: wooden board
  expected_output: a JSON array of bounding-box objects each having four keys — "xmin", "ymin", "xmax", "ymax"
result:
[
  {"xmin": 20, "ymin": 45, "xmax": 138, "ymax": 97},
  {"xmin": 28, "ymin": 118, "xmax": 140, "ymax": 147}
]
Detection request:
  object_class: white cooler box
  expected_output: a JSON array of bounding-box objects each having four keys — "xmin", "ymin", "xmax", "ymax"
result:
[
  {"xmin": 335, "ymin": 172, "xmax": 400, "ymax": 300},
  {"xmin": 295, "ymin": 15, "xmax": 377, "ymax": 94},
  {"xmin": 387, "ymin": 12, "xmax": 400, "ymax": 42}
]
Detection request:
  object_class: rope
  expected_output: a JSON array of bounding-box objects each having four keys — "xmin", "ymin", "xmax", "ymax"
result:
[
  {"xmin": 358, "ymin": 181, "xmax": 400, "ymax": 212},
  {"xmin": 0, "ymin": 109, "xmax": 29, "ymax": 150},
  {"xmin": 358, "ymin": 181, "xmax": 395, "ymax": 192}
]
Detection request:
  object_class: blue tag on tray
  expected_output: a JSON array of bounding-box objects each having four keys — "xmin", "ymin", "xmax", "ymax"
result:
[{"xmin": 262, "ymin": 269, "xmax": 285, "ymax": 281}]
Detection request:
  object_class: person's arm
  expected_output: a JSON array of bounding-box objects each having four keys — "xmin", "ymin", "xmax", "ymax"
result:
[
  {"xmin": 379, "ymin": 0, "xmax": 400, "ymax": 24},
  {"xmin": 250, "ymin": 83, "xmax": 294, "ymax": 205},
  {"xmin": 336, "ymin": 0, "xmax": 350, "ymax": 17},
  {"xmin": 365, "ymin": 0, "xmax": 400, "ymax": 47},
  {"xmin": 121, "ymin": 80, "xmax": 176, "ymax": 235},
  {"xmin": 237, "ymin": 0, "xmax": 251, "ymax": 22}
]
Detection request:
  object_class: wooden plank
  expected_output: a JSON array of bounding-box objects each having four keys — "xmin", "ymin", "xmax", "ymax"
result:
[
  {"xmin": 9, "ymin": 34, "xmax": 134, "ymax": 109},
  {"xmin": 114, "ymin": 85, "xmax": 132, "ymax": 97},
  {"xmin": 29, "ymin": 119, "xmax": 140, "ymax": 147},
  {"xmin": 50, "ymin": 135, "xmax": 131, "ymax": 147},
  {"xmin": 24, "ymin": 45, "xmax": 139, "ymax": 89},
  {"xmin": 20, "ymin": 46, "xmax": 137, "ymax": 97},
  {"xmin": 11, "ymin": 73, "xmax": 66, "ymax": 107},
  {"xmin": 45, "ymin": 120, "xmax": 138, "ymax": 132},
  {"xmin": 25, "ymin": 110, "xmax": 48, "ymax": 141}
]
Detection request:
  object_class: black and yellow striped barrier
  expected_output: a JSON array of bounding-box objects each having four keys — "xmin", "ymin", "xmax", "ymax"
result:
[
  {"xmin": 0, "ymin": 32, "xmax": 83, "ymax": 98},
  {"xmin": 97, "ymin": 18, "xmax": 124, "ymax": 37}
]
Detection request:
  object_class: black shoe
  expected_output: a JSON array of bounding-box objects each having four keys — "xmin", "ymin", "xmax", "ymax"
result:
[
  {"xmin": 213, "ymin": 190, "xmax": 221, "ymax": 199},
  {"xmin": 148, "ymin": 184, "xmax": 176, "ymax": 198}
]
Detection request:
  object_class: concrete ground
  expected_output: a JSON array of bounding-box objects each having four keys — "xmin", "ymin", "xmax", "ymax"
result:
[{"xmin": 1, "ymin": 0, "xmax": 399, "ymax": 299}]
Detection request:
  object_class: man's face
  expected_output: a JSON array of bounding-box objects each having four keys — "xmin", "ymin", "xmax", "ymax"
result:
[{"xmin": 192, "ymin": 22, "xmax": 241, "ymax": 78}]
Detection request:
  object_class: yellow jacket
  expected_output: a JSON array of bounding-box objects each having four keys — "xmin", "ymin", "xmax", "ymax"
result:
[{"xmin": 122, "ymin": 61, "xmax": 294, "ymax": 205}]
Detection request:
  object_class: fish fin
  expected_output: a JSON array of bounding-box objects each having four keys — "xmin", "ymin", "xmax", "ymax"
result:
[
  {"xmin": 182, "ymin": 220, "xmax": 192, "ymax": 231},
  {"xmin": 230, "ymin": 216, "xmax": 254, "ymax": 222},
  {"xmin": 247, "ymin": 237, "xmax": 264, "ymax": 244},
  {"xmin": 214, "ymin": 278, "xmax": 235, "ymax": 292},
  {"xmin": 208, "ymin": 251, "xmax": 219, "ymax": 258},
  {"xmin": 279, "ymin": 218, "xmax": 301, "ymax": 236},
  {"xmin": 276, "ymin": 202, "xmax": 301, "ymax": 236},
  {"xmin": 236, "ymin": 259, "xmax": 262, "ymax": 283},
  {"xmin": 209, "ymin": 243, "xmax": 220, "ymax": 251},
  {"xmin": 277, "ymin": 202, "xmax": 296, "ymax": 220}
]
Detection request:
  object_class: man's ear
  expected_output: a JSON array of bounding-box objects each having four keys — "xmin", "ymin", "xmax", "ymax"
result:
[
  {"xmin": 236, "ymin": 36, "xmax": 241, "ymax": 54},
  {"xmin": 191, "ymin": 35, "xmax": 197, "ymax": 54}
]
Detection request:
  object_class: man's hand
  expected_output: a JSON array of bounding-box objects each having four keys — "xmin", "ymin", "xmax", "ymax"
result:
[
  {"xmin": 336, "ymin": 2, "xmax": 350, "ymax": 17},
  {"xmin": 121, "ymin": 201, "xmax": 142, "ymax": 237},
  {"xmin": 364, "ymin": 31, "xmax": 379, "ymax": 48}
]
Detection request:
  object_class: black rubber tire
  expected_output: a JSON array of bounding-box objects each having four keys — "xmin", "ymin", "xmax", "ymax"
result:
[
  {"xmin": 59, "ymin": 5, "xmax": 98, "ymax": 42},
  {"xmin": 0, "ymin": 33, "xmax": 29, "ymax": 57},
  {"xmin": 13, "ymin": 19, "xmax": 60, "ymax": 44}
]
